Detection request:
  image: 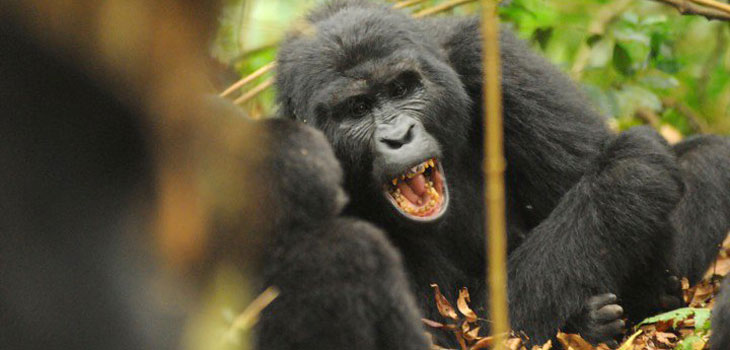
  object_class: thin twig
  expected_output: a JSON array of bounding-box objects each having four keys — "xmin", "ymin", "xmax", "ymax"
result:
[
  {"xmin": 233, "ymin": 77, "xmax": 274, "ymax": 106},
  {"xmin": 651, "ymin": 0, "xmax": 730, "ymax": 21},
  {"xmin": 223, "ymin": 287, "xmax": 280, "ymax": 341},
  {"xmin": 393, "ymin": 0, "xmax": 429, "ymax": 10},
  {"xmin": 692, "ymin": 0, "xmax": 730, "ymax": 14},
  {"xmin": 220, "ymin": 62, "xmax": 276, "ymax": 98},
  {"xmin": 414, "ymin": 0, "xmax": 478, "ymax": 18}
]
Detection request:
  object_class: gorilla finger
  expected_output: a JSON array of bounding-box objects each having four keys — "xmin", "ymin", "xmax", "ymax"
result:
[
  {"xmin": 598, "ymin": 319, "xmax": 625, "ymax": 336},
  {"xmin": 591, "ymin": 304, "xmax": 623, "ymax": 322},
  {"xmin": 667, "ymin": 275, "xmax": 681, "ymax": 290},
  {"xmin": 587, "ymin": 293, "xmax": 618, "ymax": 309}
]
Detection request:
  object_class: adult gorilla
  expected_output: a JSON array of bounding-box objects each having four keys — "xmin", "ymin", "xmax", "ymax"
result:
[{"xmin": 275, "ymin": 0, "xmax": 730, "ymax": 346}]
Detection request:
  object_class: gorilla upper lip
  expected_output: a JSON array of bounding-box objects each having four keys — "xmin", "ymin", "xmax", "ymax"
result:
[{"xmin": 383, "ymin": 158, "xmax": 449, "ymax": 221}]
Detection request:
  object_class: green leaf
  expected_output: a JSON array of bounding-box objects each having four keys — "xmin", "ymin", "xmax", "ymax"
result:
[
  {"xmin": 639, "ymin": 72, "xmax": 679, "ymax": 90},
  {"xmin": 622, "ymin": 12, "xmax": 640, "ymax": 25},
  {"xmin": 641, "ymin": 15, "xmax": 668, "ymax": 26},
  {"xmin": 655, "ymin": 58, "xmax": 682, "ymax": 74},
  {"xmin": 636, "ymin": 307, "xmax": 709, "ymax": 328},
  {"xmin": 532, "ymin": 27, "xmax": 554, "ymax": 50},
  {"xmin": 694, "ymin": 308, "xmax": 712, "ymax": 331},
  {"xmin": 588, "ymin": 38, "xmax": 614, "ymax": 69},
  {"xmin": 678, "ymin": 335, "xmax": 703, "ymax": 350},
  {"xmin": 613, "ymin": 43, "xmax": 634, "ymax": 76}
]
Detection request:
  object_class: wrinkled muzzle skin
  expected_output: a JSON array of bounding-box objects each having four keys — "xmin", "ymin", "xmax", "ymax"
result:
[{"xmin": 276, "ymin": 5, "xmax": 472, "ymax": 228}]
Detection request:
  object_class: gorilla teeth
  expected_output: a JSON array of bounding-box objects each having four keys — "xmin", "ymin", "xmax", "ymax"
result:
[
  {"xmin": 384, "ymin": 158, "xmax": 446, "ymax": 218},
  {"xmin": 390, "ymin": 178, "xmax": 440, "ymax": 215},
  {"xmin": 391, "ymin": 158, "xmax": 437, "ymax": 184}
]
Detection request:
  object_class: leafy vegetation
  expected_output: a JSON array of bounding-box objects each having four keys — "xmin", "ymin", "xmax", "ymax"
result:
[{"xmin": 212, "ymin": 0, "xmax": 730, "ymax": 135}]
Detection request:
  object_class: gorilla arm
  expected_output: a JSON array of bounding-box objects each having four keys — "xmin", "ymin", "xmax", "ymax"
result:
[
  {"xmin": 428, "ymin": 17, "xmax": 683, "ymax": 343},
  {"xmin": 506, "ymin": 127, "xmax": 683, "ymax": 343}
]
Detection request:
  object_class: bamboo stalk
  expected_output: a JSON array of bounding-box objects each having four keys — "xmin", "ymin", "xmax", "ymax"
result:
[
  {"xmin": 220, "ymin": 62, "xmax": 276, "ymax": 98},
  {"xmin": 481, "ymin": 1, "xmax": 509, "ymax": 350}
]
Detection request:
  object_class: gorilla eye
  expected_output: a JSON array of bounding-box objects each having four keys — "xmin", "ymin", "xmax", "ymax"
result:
[
  {"xmin": 392, "ymin": 82, "xmax": 408, "ymax": 98},
  {"xmin": 389, "ymin": 70, "xmax": 420, "ymax": 99},
  {"xmin": 348, "ymin": 97, "xmax": 372, "ymax": 118}
]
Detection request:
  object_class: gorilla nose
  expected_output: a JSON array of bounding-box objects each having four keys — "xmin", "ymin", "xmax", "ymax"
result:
[{"xmin": 377, "ymin": 118, "xmax": 416, "ymax": 150}]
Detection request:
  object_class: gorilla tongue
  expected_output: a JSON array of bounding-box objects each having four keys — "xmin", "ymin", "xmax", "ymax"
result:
[{"xmin": 398, "ymin": 174, "xmax": 427, "ymax": 204}]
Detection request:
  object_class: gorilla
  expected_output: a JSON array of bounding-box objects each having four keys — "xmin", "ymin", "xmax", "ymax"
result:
[
  {"xmin": 274, "ymin": 0, "xmax": 730, "ymax": 346},
  {"xmin": 202, "ymin": 97, "xmax": 431, "ymax": 350}
]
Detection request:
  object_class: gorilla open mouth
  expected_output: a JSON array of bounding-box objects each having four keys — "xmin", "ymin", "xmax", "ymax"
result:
[{"xmin": 383, "ymin": 158, "xmax": 449, "ymax": 221}]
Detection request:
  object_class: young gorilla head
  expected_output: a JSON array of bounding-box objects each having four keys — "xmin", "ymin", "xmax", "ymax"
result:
[
  {"xmin": 276, "ymin": 0, "xmax": 471, "ymax": 223},
  {"xmin": 203, "ymin": 96, "xmax": 348, "ymax": 229}
]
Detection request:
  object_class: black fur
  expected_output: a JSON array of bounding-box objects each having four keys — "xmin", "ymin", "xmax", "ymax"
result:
[
  {"xmin": 712, "ymin": 277, "xmax": 730, "ymax": 350},
  {"xmin": 671, "ymin": 136, "xmax": 730, "ymax": 284},
  {"xmin": 275, "ymin": 0, "xmax": 730, "ymax": 346}
]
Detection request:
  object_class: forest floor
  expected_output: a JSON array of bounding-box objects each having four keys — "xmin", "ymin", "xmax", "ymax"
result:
[{"xmin": 426, "ymin": 235, "xmax": 730, "ymax": 350}]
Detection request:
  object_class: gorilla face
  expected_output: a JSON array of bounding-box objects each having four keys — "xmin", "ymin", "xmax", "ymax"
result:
[{"xmin": 276, "ymin": 5, "xmax": 471, "ymax": 223}]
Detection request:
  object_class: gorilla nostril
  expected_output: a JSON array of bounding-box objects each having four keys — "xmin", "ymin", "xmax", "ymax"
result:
[
  {"xmin": 381, "ymin": 138, "xmax": 404, "ymax": 149},
  {"xmin": 379, "ymin": 123, "xmax": 416, "ymax": 150}
]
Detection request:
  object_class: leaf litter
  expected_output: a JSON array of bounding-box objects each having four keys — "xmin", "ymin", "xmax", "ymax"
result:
[{"xmin": 422, "ymin": 234, "xmax": 730, "ymax": 350}]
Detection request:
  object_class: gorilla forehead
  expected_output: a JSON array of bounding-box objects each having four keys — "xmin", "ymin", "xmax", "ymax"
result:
[
  {"xmin": 278, "ymin": 6, "xmax": 443, "ymax": 93},
  {"xmin": 313, "ymin": 8, "xmax": 428, "ymax": 71}
]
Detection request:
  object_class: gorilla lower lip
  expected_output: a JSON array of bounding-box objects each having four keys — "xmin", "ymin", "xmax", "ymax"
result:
[{"xmin": 384, "ymin": 158, "xmax": 448, "ymax": 220}]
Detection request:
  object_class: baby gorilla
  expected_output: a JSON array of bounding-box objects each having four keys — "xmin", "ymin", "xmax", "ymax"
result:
[
  {"xmin": 255, "ymin": 119, "xmax": 430, "ymax": 350},
  {"xmin": 203, "ymin": 97, "xmax": 430, "ymax": 350}
]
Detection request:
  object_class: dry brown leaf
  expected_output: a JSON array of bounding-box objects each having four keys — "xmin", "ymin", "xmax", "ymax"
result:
[
  {"xmin": 617, "ymin": 330, "xmax": 643, "ymax": 350},
  {"xmin": 464, "ymin": 326, "xmax": 481, "ymax": 341},
  {"xmin": 423, "ymin": 318, "xmax": 446, "ymax": 329},
  {"xmin": 653, "ymin": 331, "xmax": 677, "ymax": 346},
  {"xmin": 431, "ymin": 284, "xmax": 459, "ymax": 320},
  {"xmin": 556, "ymin": 332, "xmax": 596, "ymax": 350},
  {"xmin": 457, "ymin": 287, "xmax": 478, "ymax": 323},
  {"xmin": 505, "ymin": 337, "xmax": 522, "ymax": 350},
  {"xmin": 531, "ymin": 339, "xmax": 552, "ymax": 350},
  {"xmin": 469, "ymin": 335, "xmax": 493, "ymax": 350}
]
